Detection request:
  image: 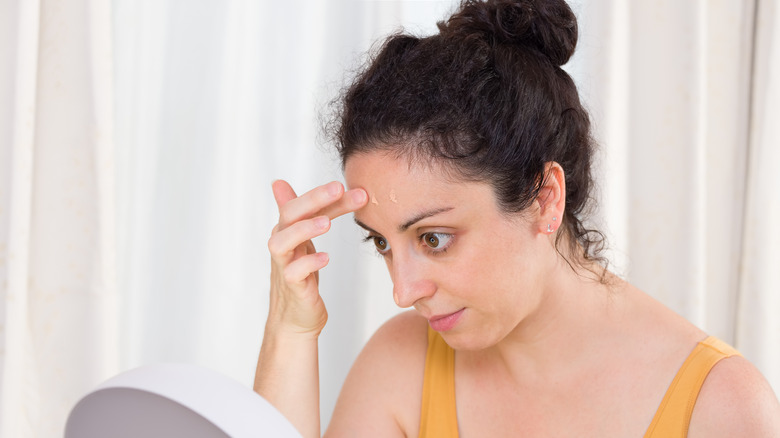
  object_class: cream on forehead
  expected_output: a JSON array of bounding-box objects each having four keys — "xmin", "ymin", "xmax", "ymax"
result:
[
  {"xmin": 371, "ymin": 194, "xmax": 379, "ymax": 205},
  {"xmin": 389, "ymin": 189, "xmax": 398, "ymax": 203}
]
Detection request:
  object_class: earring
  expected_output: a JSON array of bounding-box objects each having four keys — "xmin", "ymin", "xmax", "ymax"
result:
[
  {"xmin": 547, "ymin": 224, "xmax": 553, "ymax": 233},
  {"xmin": 552, "ymin": 216, "xmax": 557, "ymax": 222}
]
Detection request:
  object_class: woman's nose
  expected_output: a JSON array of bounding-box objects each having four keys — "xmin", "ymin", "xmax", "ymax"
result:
[{"xmin": 390, "ymin": 255, "xmax": 436, "ymax": 308}]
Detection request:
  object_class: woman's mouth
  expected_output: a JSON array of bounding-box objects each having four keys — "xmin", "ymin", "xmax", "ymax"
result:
[{"xmin": 428, "ymin": 308, "xmax": 465, "ymax": 332}]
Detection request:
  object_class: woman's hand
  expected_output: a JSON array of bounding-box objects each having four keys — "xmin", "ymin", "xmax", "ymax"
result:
[
  {"xmin": 257, "ymin": 180, "xmax": 367, "ymax": 437},
  {"xmin": 266, "ymin": 179, "xmax": 368, "ymax": 338}
]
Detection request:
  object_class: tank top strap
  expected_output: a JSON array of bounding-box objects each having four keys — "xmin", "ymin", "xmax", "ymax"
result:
[
  {"xmin": 418, "ymin": 327, "xmax": 459, "ymax": 438},
  {"xmin": 644, "ymin": 336, "xmax": 741, "ymax": 438}
]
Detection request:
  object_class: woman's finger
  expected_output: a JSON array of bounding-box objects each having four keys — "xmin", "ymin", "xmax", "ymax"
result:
[
  {"xmin": 282, "ymin": 252, "xmax": 330, "ymax": 287},
  {"xmin": 318, "ymin": 188, "xmax": 368, "ymax": 220},
  {"xmin": 280, "ymin": 186, "xmax": 367, "ymax": 227},
  {"xmin": 276, "ymin": 181, "xmax": 344, "ymax": 228},
  {"xmin": 271, "ymin": 180, "xmax": 299, "ymax": 210},
  {"xmin": 275, "ymin": 182, "xmax": 368, "ymax": 228},
  {"xmin": 268, "ymin": 216, "xmax": 331, "ymax": 260}
]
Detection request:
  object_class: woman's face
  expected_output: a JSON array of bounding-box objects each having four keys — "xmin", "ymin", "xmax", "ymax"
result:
[{"xmin": 344, "ymin": 151, "xmax": 559, "ymax": 350}]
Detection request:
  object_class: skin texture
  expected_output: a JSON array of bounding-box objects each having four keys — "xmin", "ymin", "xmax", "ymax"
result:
[{"xmin": 256, "ymin": 151, "xmax": 780, "ymax": 437}]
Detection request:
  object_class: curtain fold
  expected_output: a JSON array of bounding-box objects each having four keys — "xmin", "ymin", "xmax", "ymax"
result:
[
  {"xmin": 580, "ymin": 0, "xmax": 778, "ymax": 393},
  {"xmin": 0, "ymin": 0, "xmax": 118, "ymax": 436},
  {"xmin": 0, "ymin": 1, "xmax": 41, "ymax": 436},
  {"xmin": 622, "ymin": 0, "xmax": 747, "ymax": 333},
  {"xmin": 737, "ymin": 0, "xmax": 780, "ymax": 394}
]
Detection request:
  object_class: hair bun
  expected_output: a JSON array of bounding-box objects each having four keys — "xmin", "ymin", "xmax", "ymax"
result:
[{"xmin": 439, "ymin": 0, "xmax": 578, "ymax": 66}]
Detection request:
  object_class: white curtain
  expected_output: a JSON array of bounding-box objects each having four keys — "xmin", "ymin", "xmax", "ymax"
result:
[
  {"xmin": 1, "ymin": 1, "xmax": 778, "ymax": 437},
  {"xmin": 0, "ymin": 0, "xmax": 118, "ymax": 437},
  {"xmin": 577, "ymin": 0, "xmax": 780, "ymax": 393},
  {"xmin": 735, "ymin": 0, "xmax": 780, "ymax": 393},
  {"xmin": 111, "ymin": 0, "xmax": 449, "ymax": 431}
]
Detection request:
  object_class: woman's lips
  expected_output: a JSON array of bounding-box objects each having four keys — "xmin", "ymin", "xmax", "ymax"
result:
[{"xmin": 428, "ymin": 308, "xmax": 465, "ymax": 332}]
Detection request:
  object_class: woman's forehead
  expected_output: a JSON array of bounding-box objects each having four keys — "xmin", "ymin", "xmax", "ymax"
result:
[
  {"xmin": 344, "ymin": 150, "xmax": 471, "ymax": 190},
  {"xmin": 345, "ymin": 151, "xmax": 449, "ymax": 194},
  {"xmin": 346, "ymin": 151, "xmax": 500, "ymax": 227}
]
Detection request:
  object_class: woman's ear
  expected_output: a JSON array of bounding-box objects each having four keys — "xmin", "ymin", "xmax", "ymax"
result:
[{"xmin": 535, "ymin": 162, "xmax": 566, "ymax": 235}]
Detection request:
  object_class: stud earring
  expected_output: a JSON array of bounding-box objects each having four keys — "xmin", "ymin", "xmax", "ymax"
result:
[{"xmin": 547, "ymin": 224, "xmax": 553, "ymax": 233}]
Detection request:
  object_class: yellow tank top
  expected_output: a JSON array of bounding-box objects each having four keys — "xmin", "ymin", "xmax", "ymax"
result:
[{"xmin": 418, "ymin": 327, "xmax": 741, "ymax": 438}]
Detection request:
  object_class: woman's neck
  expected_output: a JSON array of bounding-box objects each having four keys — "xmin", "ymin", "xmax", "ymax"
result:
[{"xmin": 468, "ymin": 262, "xmax": 629, "ymax": 386}]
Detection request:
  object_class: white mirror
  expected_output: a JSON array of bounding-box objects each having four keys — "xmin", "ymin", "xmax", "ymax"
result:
[{"xmin": 65, "ymin": 364, "xmax": 301, "ymax": 438}]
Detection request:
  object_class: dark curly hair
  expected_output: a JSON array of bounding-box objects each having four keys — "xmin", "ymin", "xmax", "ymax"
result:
[{"xmin": 334, "ymin": 0, "xmax": 607, "ymax": 275}]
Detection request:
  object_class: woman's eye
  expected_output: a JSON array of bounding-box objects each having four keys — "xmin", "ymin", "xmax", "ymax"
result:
[
  {"xmin": 372, "ymin": 236, "xmax": 390, "ymax": 253},
  {"xmin": 422, "ymin": 232, "xmax": 452, "ymax": 250}
]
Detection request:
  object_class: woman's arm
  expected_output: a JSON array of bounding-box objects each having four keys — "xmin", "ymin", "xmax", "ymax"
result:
[
  {"xmin": 254, "ymin": 329, "xmax": 321, "ymax": 437},
  {"xmin": 254, "ymin": 180, "xmax": 367, "ymax": 438}
]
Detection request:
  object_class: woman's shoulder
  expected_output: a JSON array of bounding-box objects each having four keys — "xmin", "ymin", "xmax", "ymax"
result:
[
  {"xmin": 326, "ymin": 311, "xmax": 428, "ymax": 437},
  {"xmin": 348, "ymin": 310, "xmax": 429, "ymax": 376},
  {"xmin": 628, "ymin": 288, "xmax": 780, "ymax": 435},
  {"xmin": 688, "ymin": 353, "xmax": 780, "ymax": 437},
  {"xmin": 364, "ymin": 310, "xmax": 430, "ymax": 357}
]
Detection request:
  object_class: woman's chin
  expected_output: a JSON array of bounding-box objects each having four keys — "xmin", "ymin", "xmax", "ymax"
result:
[{"xmin": 439, "ymin": 330, "xmax": 499, "ymax": 352}]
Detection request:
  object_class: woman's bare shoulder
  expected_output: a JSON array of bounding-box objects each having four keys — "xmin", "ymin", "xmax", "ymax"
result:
[
  {"xmin": 325, "ymin": 310, "xmax": 428, "ymax": 437},
  {"xmin": 688, "ymin": 355, "xmax": 780, "ymax": 438}
]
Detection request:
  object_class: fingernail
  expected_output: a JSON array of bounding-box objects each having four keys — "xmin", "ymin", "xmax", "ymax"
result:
[
  {"xmin": 314, "ymin": 216, "xmax": 330, "ymax": 229},
  {"xmin": 351, "ymin": 189, "xmax": 367, "ymax": 204}
]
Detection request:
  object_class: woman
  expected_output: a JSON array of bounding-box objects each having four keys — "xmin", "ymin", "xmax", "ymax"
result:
[{"xmin": 254, "ymin": 0, "xmax": 780, "ymax": 436}]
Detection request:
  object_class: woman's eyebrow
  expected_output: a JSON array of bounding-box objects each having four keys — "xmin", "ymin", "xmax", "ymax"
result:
[
  {"xmin": 354, "ymin": 207, "xmax": 454, "ymax": 235},
  {"xmin": 354, "ymin": 218, "xmax": 378, "ymax": 235},
  {"xmin": 399, "ymin": 207, "xmax": 453, "ymax": 232}
]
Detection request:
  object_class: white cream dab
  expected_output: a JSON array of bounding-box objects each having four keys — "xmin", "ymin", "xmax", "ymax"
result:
[
  {"xmin": 389, "ymin": 189, "xmax": 398, "ymax": 203},
  {"xmin": 371, "ymin": 194, "xmax": 379, "ymax": 205}
]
